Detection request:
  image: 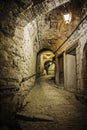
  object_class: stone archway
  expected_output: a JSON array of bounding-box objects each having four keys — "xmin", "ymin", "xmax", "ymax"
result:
[{"xmin": 36, "ymin": 48, "xmax": 55, "ymax": 77}]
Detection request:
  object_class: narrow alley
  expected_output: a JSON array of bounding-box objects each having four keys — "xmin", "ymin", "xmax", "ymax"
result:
[
  {"xmin": 16, "ymin": 75, "xmax": 87, "ymax": 130},
  {"xmin": 0, "ymin": 0, "xmax": 87, "ymax": 130}
]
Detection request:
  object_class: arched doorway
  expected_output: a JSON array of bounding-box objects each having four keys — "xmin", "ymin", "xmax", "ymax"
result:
[
  {"xmin": 36, "ymin": 48, "xmax": 55, "ymax": 78},
  {"xmin": 44, "ymin": 60, "xmax": 55, "ymax": 75}
]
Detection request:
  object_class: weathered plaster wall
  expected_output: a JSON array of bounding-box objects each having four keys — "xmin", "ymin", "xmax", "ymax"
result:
[
  {"xmin": 76, "ymin": 33, "xmax": 87, "ymax": 93},
  {"xmin": 14, "ymin": 19, "xmax": 38, "ymax": 105},
  {"xmin": 66, "ymin": 54, "xmax": 76, "ymax": 91},
  {"xmin": 57, "ymin": 17, "xmax": 87, "ymax": 54},
  {"xmin": 56, "ymin": 15, "xmax": 87, "ymax": 92}
]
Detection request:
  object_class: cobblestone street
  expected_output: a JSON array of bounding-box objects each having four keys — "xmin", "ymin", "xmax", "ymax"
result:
[{"xmin": 17, "ymin": 76, "xmax": 87, "ymax": 130}]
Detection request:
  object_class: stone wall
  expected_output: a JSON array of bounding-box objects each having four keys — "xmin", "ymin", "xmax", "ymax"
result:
[
  {"xmin": 0, "ymin": 0, "xmax": 70, "ymax": 36},
  {"xmin": 14, "ymin": 19, "xmax": 38, "ymax": 106},
  {"xmin": 76, "ymin": 33, "xmax": 87, "ymax": 93},
  {"xmin": 0, "ymin": 18, "xmax": 38, "ymax": 127},
  {"xmin": 0, "ymin": 0, "xmax": 71, "ymax": 127},
  {"xmin": 55, "ymin": 15, "xmax": 87, "ymax": 92},
  {"xmin": 1, "ymin": 0, "xmax": 86, "ymax": 127}
]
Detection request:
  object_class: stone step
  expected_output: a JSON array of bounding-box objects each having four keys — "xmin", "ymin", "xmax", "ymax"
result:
[{"xmin": 15, "ymin": 113, "xmax": 54, "ymax": 122}]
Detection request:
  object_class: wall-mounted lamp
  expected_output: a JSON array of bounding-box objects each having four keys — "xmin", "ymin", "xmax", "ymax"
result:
[{"xmin": 63, "ymin": 12, "xmax": 72, "ymax": 24}]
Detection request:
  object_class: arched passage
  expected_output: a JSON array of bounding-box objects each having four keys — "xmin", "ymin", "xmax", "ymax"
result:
[{"xmin": 36, "ymin": 48, "xmax": 55, "ymax": 77}]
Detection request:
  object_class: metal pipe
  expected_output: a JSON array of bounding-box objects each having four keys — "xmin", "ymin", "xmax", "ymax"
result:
[
  {"xmin": 0, "ymin": 86, "xmax": 19, "ymax": 91},
  {"xmin": 21, "ymin": 72, "xmax": 42, "ymax": 83}
]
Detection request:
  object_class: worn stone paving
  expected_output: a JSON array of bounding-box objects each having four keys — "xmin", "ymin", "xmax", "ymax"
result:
[{"xmin": 17, "ymin": 76, "xmax": 87, "ymax": 130}]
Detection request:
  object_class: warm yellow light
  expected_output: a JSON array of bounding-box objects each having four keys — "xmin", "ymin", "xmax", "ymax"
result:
[
  {"xmin": 63, "ymin": 13, "xmax": 72, "ymax": 24},
  {"xmin": 47, "ymin": 56, "xmax": 50, "ymax": 59}
]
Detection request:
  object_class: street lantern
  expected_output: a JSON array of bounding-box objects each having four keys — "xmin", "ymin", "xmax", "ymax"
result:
[{"xmin": 63, "ymin": 13, "xmax": 72, "ymax": 24}]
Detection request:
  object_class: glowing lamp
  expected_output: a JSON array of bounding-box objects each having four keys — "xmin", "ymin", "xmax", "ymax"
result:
[{"xmin": 63, "ymin": 13, "xmax": 72, "ymax": 24}]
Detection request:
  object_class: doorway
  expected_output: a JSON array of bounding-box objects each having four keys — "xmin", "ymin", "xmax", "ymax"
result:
[
  {"xmin": 36, "ymin": 48, "xmax": 55, "ymax": 78},
  {"xmin": 66, "ymin": 48, "xmax": 77, "ymax": 91},
  {"xmin": 58, "ymin": 54, "xmax": 64, "ymax": 84}
]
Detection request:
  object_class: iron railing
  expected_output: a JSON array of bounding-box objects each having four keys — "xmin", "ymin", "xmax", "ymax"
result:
[{"xmin": 0, "ymin": 72, "xmax": 42, "ymax": 91}]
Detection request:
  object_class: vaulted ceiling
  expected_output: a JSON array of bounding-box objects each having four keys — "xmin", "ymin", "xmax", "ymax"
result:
[
  {"xmin": 37, "ymin": 0, "xmax": 87, "ymax": 52},
  {"xmin": 0, "ymin": 0, "xmax": 87, "ymax": 50}
]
